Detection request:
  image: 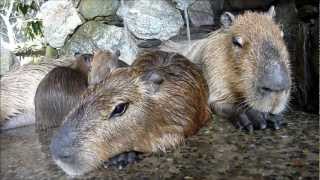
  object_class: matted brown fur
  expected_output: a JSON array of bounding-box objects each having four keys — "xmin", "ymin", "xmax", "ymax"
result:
[{"xmin": 50, "ymin": 50, "xmax": 210, "ymax": 176}]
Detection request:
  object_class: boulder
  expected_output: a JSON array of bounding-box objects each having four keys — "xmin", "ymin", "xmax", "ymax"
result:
[
  {"xmin": 117, "ymin": 0, "xmax": 184, "ymax": 40},
  {"xmin": 78, "ymin": 0, "xmax": 119, "ymax": 19},
  {"xmin": 38, "ymin": 0, "xmax": 83, "ymax": 48},
  {"xmin": 62, "ymin": 21, "xmax": 138, "ymax": 64},
  {"xmin": 189, "ymin": 0, "xmax": 214, "ymax": 27}
]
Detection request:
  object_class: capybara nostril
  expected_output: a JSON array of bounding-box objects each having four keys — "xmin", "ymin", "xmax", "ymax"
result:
[{"xmin": 258, "ymin": 62, "xmax": 290, "ymax": 94}]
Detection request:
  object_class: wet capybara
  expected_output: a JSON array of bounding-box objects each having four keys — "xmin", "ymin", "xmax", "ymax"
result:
[
  {"xmin": 34, "ymin": 54, "xmax": 93, "ymax": 131},
  {"xmin": 0, "ymin": 56, "xmax": 76, "ymax": 130},
  {"xmin": 35, "ymin": 50, "xmax": 123, "ymax": 131},
  {"xmin": 161, "ymin": 6, "xmax": 291, "ymax": 131},
  {"xmin": 50, "ymin": 50, "xmax": 210, "ymax": 176}
]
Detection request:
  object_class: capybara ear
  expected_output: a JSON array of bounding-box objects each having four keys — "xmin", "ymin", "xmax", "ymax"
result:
[
  {"xmin": 141, "ymin": 71, "xmax": 163, "ymax": 93},
  {"xmin": 220, "ymin": 12, "xmax": 235, "ymax": 29},
  {"xmin": 267, "ymin": 6, "xmax": 276, "ymax": 18}
]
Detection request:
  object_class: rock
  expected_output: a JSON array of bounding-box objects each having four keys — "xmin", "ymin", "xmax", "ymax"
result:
[
  {"xmin": 117, "ymin": 0, "xmax": 184, "ymax": 40},
  {"xmin": 78, "ymin": 0, "xmax": 119, "ymax": 19},
  {"xmin": 223, "ymin": 0, "xmax": 275, "ymax": 11},
  {"xmin": 137, "ymin": 39, "xmax": 162, "ymax": 48},
  {"xmin": 189, "ymin": 0, "xmax": 214, "ymax": 27},
  {"xmin": 62, "ymin": 21, "xmax": 138, "ymax": 65},
  {"xmin": 172, "ymin": 0, "xmax": 196, "ymax": 10},
  {"xmin": 38, "ymin": 1, "xmax": 83, "ymax": 48}
]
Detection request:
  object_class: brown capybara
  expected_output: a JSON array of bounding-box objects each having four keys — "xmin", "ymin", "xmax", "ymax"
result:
[
  {"xmin": 50, "ymin": 50, "xmax": 210, "ymax": 176},
  {"xmin": 35, "ymin": 50, "xmax": 124, "ymax": 131},
  {"xmin": 161, "ymin": 6, "xmax": 291, "ymax": 131},
  {"xmin": 34, "ymin": 54, "xmax": 93, "ymax": 131},
  {"xmin": 88, "ymin": 49, "xmax": 127, "ymax": 86},
  {"xmin": 0, "ymin": 56, "xmax": 76, "ymax": 130}
]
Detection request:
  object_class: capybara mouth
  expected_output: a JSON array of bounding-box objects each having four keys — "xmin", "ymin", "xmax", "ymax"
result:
[{"xmin": 248, "ymin": 88, "xmax": 290, "ymax": 114}]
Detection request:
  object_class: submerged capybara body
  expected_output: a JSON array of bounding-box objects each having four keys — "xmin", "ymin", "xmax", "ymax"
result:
[
  {"xmin": 0, "ymin": 57, "xmax": 76, "ymax": 130},
  {"xmin": 161, "ymin": 6, "xmax": 291, "ymax": 131},
  {"xmin": 35, "ymin": 50, "xmax": 123, "ymax": 131},
  {"xmin": 50, "ymin": 50, "xmax": 210, "ymax": 176}
]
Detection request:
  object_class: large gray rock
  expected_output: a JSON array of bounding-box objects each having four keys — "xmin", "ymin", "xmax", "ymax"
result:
[
  {"xmin": 78, "ymin": 0, "xmax": 119, "ymax": 19},
  {"xmin": 117, "ymin": 0, "xmax": 184, "ymax": 40},
  {"xmin": 62, "ymin": 21, "xmax": 138, "ymax": 64},
  {"xmin": 189, "ymin": 0, "xmax": 214, "ymax": 27},
  {"xmin": 38, "ymin": 0, "xmax": 83, "ymax": 48}
]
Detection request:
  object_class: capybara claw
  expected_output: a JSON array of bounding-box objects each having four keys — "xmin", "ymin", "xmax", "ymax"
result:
[
  {"xmin": 245, "ymin": 108, "xmax": 268, "ymax": 130},
  {"xmin": 104, "ymin": 151, "xmax": 142, "ymax": 169},
  {"xmin": 266, "ymin": 114, "xmax": 286, "ymax": 130},
  {"xmin": 233, "ymin": 112, "xmax": 253, "ymax": 132}
]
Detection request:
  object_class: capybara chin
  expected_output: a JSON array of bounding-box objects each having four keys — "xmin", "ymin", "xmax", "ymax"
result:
[
  {"xmin": 161, "ymin": 6, "xmax": 291, "ymax": 131},
  {"xmin": 0, "ymin": 56, "xmax": 76, "ymax": 130},
  {"xmin": 50, "ymin": 50, "xmax": 210, "ymax": 176}
]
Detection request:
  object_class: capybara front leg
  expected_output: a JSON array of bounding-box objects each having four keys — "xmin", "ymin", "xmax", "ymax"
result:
[{"xmin": 104, "ymin": 151, "xmax": 143, "ymax": 170}]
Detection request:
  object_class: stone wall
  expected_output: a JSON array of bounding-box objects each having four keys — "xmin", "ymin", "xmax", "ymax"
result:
[{"xmin": 37, "ymin": 0, "xmax": 318, "ymax": 113}]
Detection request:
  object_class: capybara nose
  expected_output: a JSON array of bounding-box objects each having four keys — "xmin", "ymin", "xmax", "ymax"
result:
[
  {"xmin": 258, "ymin": 62, "xmax": 290, "ymax": 94},
  {"xmin": 50, "ymin": 121, "xmax": 77, "ymax": 162}
]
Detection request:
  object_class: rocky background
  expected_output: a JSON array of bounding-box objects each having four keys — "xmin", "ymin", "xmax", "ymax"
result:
[{"xmin": 2, "ymin": 0, "xmax": 319, "ymax": 113}]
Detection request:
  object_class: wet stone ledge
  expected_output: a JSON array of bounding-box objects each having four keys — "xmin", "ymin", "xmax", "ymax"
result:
[{"xmin": 0, "ymin": 111, "xmax": 319, "ymax": 179}]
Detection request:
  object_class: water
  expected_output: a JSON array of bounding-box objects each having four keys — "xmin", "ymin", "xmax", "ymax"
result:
[{"xmin": 1, "ymin": 111, "xmax": 319, "ymax": 179}]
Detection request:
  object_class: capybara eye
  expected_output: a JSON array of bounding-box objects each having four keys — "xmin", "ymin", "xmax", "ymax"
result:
[
  {"xmin": 109, "ymin": 102, "xmax": 129, "ymax": 119},
  {"xmin": 232, "ymin": 36, "xmax": 244, "ymax": 48}
]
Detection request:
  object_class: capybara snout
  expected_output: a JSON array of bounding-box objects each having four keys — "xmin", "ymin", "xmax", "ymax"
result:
[{"xmin": 50, "ymin": 50, "xmax": 210, "ymax": 176}]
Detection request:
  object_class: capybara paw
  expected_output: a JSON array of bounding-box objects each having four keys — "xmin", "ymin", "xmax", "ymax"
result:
[
  {"xmin": 103, "ymin": 151, "xmax": 142, "ymax": 170},
  {"xmin": 266, "ymin": 113, "xmax": 286, "ymax": 130},
  {"xmin": 233, "ymin": 112, "xmax": 254, "ymax": 133},
  {"xmin": 245, "ymin": 108, "xmax": 268, "ymax": 130},
  {"xmin": 233, "ymin": 109, "xmax": 270, "ymax": 132}
]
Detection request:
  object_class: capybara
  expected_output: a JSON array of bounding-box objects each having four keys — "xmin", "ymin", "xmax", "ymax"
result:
[
  {"xmin": 35, "ymin": 50, "xmax": 124, "ymax": 131},
  {"xmin": 88, "ymin": 49, "xmax": 127, "ymax": 86},
  {"xmin": 50, "ymin": 50, "xmax": 210, "ymax": 176},
  {"xmin": 34, "ymin": 54, "xmax": 93, "ymax": 131},
  {"xmin": 0, "ymin": 56, "xmax": 76, "ymax": 130},
  {"xmin": 161, "ymin": 6, "xmax": 291, "ymax": 131}
]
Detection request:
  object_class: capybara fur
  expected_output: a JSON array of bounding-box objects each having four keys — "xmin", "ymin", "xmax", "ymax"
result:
[
  {"xmin": 35, "ymin": 50, "xmax": 123, "ymax": 131},
  {"xmin": 0, "ymin": 56, "xmax": 76, "ymax": 130},
  {"xmin": 50, "ymin": 50, "xmax": 210, "ymax": 176},
  {"xmin": 35, "ymin": 54, "xmax": 93, "ymax": 131},
  {"xmin": 88, "ymin": 50, "xmax": 127, "ymax": 86},
  {"xmin": 161, "ymin": 6, "xmax": 291, "ymax": 130}
]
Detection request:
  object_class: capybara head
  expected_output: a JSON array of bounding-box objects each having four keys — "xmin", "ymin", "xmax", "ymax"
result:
[
  {"xmin": 219, "ymin": 6, "xmax": 291, "ymax": 114},
  {"xmin": 35, "ymin": 54, "xmax": 93, "ymax": 131},
  {"xmin": 88, "ymin": 49, "xmax": 124, "ymax": 86},
  {"xmin": 70, "ymin": 53, "xmax": 94, "ymax": 75},
  {"xmin": 50, "ymin": 50, "xmax": 210, "ymax": 175}
]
